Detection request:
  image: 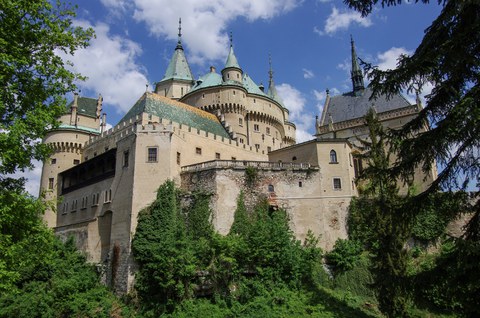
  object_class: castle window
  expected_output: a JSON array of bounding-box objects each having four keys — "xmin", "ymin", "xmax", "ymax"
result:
[
  {"xmin": 104, "ymin": 189, "xmax": 112, "ymax": 203},
  {"xmin": 227, "ymin": 74, "xmax": 230, "ymax": 79},
  {"xmin": 202, "ymin": 94, "xmax": 205, "ymax": 98},
  {"xmin": 123, "ymin": 150, "xmax": 129, "ymax": 167},
  {"xmin": 215, "ymin": 152, "xmax": 221, "ymax": 159},
  {"xmin": 253, "ymin": 99, "xmax": 256, "ymax": 103},
  {"xmin": 267, "ymin": 146, "xmax": 271, "ymax": 152},
  {"xmin": 239, "ymin": 138, "xmax": 244, "ymax": 144},
  {"xmin": 48, "ymin": 178, "xmax": 54, "ymax": 190},
  {"xmin": 255, "ymin": 144, "xmax": 260, "ymax": 149},
  {"xmin": 329, "ymin": 150, "xmax": 338, "ymax": 163},
  {"xmin": 196, "ymin": 147, "xmax": 202, "ymax": 155},
  {"xmin": 299, "ymin": 181, "xmax": 303, "ymax": 187},
  {"xmin": 262, "ymin": 134, "xmax": 265, "ymax": 141},
  {"xmin": 333, "ymin": 178, "xmax": 342, "ymax": 190},
  {"xmin": 254, "ymin": 124, "xmax": 259, "ymax": 132},
  {"xmin": 177, "ymin": 152, "xmax": 181, "ymax": 165},
  {"xmin": 232, "ymin": 157, "xmax": 236, "ymax": 161},
  {"xmin": 268, "ymin": 184, "xmax": 274, "ymax": 192},
  {"xmin": 51, "ymin": 158, "xmax": 56, "ymax": 164},
  {"xmin": 181, "ymin": 87, "xmax": 184, "ymax": 95},
  {"xmin": 239, "ymin": 118, "xmax": 243, "ymax": 126},
  {"xmin": 73, "ymin": 159, "xmax": 80, "ymax": 165},
  {"xmin": 92, "ymin": 193, "xmax": 100, "ymax": 206},
  {"xmin": 147, "ymin": 147, "xmax": 158, "ymax": 162},
  {"xmin": 63, "ymin": 202, "xmax": 68, "ymax": 214},
  {"xmin": 81, "ymin": 196, "xmax": 88, "ymax": 209},
  {"xmin": 71, "ymin": 200, "xmax": 77, "ymax": 212},
  {"xmin": 292, "ymin": 156, "xmax": 297, "ymax": 161},
  {"xmin": 353, "ymin": 156, "xmax": 364, "ymax": 178},
  {"xmin": 266, "ymin": 127, "xmax": 270, "ymax": 135},
  {"xmin": 237, "ymin": 74, "xmax": 239, "ymax": 79},
  {"xmin": 233, "ymin": 90, "xmax": 236, "ymax": 95}
]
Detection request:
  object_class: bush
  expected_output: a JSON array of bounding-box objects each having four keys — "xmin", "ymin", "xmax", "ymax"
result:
[{"xmin": 326, "ymin": 239, "xmax": 363, "ymax": 275}]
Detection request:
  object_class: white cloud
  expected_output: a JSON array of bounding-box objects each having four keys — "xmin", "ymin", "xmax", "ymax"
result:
[
  {"xmin": 277, "ymin": 83, "xmax": 314, "ymax": 143},
  {"xmin": 376, "ymin": 47, "xmax": 412, "ymax": 71},
  {"xmin": 126, "ymin": 0, "xmax": 302, "ymax": 64},
  {"xmin": 302, "ymin": 68, "xmax": 315, "ymax": 79},
  {"xmin": 317, "ymin": 7, "xmax": 372, "ymax": 36},
  {"xmin": 61, "ymin": 21, "xmax": 149, "ymax": 114}
]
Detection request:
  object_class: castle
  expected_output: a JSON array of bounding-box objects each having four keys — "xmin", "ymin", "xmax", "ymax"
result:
[{"xmin": 39, "ymin": 26, "xmax": 434, "ymax": 292}]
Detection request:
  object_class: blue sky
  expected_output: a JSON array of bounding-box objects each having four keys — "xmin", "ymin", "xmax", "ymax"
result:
[{"xmin": 22, "ymin": 0, "xmax": 444, "ymax": 195}]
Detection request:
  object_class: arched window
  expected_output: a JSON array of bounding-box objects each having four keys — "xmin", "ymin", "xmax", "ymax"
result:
[
  {"xmin": 330, "ymin": 150, "xmax": 337, "ymax": 163},
  {"xmin": 268, "ymin": 184, "xmax": 274, "ymax": 192}
]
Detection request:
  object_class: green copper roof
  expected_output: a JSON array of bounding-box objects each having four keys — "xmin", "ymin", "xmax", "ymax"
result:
[
  {"xmin": 160, "ymin": 45, "xmax": 194, "ymax": 82},
  {"xmin": 243, "ymin": 74, "xmax": 268, "ymax": 97},
  {"xmin": 224, "ymin": 46, "xmax": 241, "ymax": 70},
  {"xmin": 119, "ymin": 92, "xmax": 230, "ymax": 138},
  {"xmin": 267, "ymin": 78, "xmax": 284, "ymax": 106},
  {"xmin": 66, "ymin": 97, "xmax": 98, "ymax": 118},
  {"xmin": 58, "ymin": 123, "xmax": 100, "ymax": 134}
]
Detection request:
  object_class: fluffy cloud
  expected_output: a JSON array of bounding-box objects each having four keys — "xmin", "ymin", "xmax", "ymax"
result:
[
  {"xmin": 100, "ymin": 0, "xmax": 303, "ymax": 64},
  {"xmin": 60, "ymin": 21, "xmax": 149, "ymax": 114},
  {"xmin": 277, "ymin": 83, "xmax": 314, "ymax": 143},
  {"xmin": 316, "ymin": 7, "xmax": 372, "ymax": 36},
  {"xmin": 302, "ymin": 68, "xmax": 315, "ymax": 79},
  {"xmin": 10, "ymin": 160, "xmax": 42, "ymax": 197},
  {"xmin": 376, "ymin": 47, "xmax": 412, "ymax": 71}
]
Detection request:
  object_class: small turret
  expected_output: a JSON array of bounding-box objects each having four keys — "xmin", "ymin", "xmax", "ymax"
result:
[
  {"xmin": 267, "ymin": 55, "xmax": 284, "ymax": 106},
  {"xmin": 350, "ymin": 35, "xmax": 365, "ymax": 95},
  {"xmin": 221, "ymin": 33, "xmax": 243, "ymax": 83}
]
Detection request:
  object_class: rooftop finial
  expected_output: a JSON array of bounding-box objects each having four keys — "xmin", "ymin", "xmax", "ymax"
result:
[
  {"xmin": 229, "ymin": 31, "xmax": 233, "ymax": 47},
  {"xmin": 268, "ymin": 53, "xmax": 274, "ymax": 82},
  {"xmin": 175, "ymin": 18, "xmax": 183, "ymax": 50}
]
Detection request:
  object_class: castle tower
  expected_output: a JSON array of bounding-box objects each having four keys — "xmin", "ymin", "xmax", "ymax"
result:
[
  {"xmin": 155, "ymin": 18, "xmax": 195, "ymax": 99},
  {"xmin": 350, "ymin": 35, "xmax": 365, "ymax": 95},
  {"xmin": 221, "ymin": 33, "xmax": 243, "ymax": 84},
  {"xmin": 39, "ymin": 94, "xmax": 102, "ymax": 227}
]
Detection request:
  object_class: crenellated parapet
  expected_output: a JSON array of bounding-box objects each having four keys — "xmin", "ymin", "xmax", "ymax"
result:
[{"xmin": 48, "ymin": 141, "xmax": 83, "ymax": 153}]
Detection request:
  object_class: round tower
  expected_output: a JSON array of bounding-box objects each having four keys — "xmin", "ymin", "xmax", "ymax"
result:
[{"xmin": 40, "ymin": 93, "xmax": 102, "ymax": 228}]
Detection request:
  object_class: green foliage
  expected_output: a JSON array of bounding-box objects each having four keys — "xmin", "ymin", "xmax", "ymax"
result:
[
  {"xmin": 230, "ymin": 190, "xmax": 250, "ymax": 236},
  {"xmin": 0, "ymin": 235, "xmax": 129, "ymax": 318},
  {"xmin": 413, "ymin": 239, "xmax": 480, "ymax": 317},
  {"xmin": 245, "ymin": 166, "xmax": 258, "ymax": 185},
  {"xmin": 326, "ymin": 239, "xmax": 363, "ymax": 274},
  {"xmin": 333, "ymin": 254, "xmax": 376, "ymax": 301},
  {"xmin": 0, "ymin": 0, "xmax": 93, "ymax": 176}
]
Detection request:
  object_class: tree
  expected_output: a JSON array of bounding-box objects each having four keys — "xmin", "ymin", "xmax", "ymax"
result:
[
  {"xmin": 354, "ymin": 110, "xmax": 413, "ymax": 317},
  {"xmin": 0, "ymin": 0, "xmax": 93, "ymax": 179},
  {"xmin": 344, "ymin": 0, "xmax": 479, "ymax": 233},
  {"xmin": 344, "ymin": 0, "xmax": 480, "ymax": 316}
]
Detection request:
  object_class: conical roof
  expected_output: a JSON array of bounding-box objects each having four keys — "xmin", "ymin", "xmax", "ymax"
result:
[
  {"xmin": 350, "ymin": 35, "xmax": 365, "ymax": 94},
  {"xmin": 160, "ymin": 19, "xmax": 194, "ymax": 82},
  {"xmin": 267, "ymin": 57, "xmax": 284, "ymax": 106},
  {"xmin": 224, "ymin": 45, "xmax": 241, "ymax": 70}
]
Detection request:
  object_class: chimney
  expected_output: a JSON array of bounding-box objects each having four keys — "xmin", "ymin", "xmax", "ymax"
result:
[
  {"xmin": 101, "ymin": 113, "xmax": 107, "ymax": 133},
  {"xmin": 96, "ymin": 94, "xmax": 103, "ymax": 119},
  {"xmin": 70, "ymin": 92, "xmax": 78, "ymax": 126},
  {"xmin": 210, "ymin": 66, "xmax": 216, "ymax": 73}
]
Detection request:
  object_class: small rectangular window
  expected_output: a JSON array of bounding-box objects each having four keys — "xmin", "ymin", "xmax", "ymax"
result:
[
  {"xmin": 195, "ymin": 147, "xmax": 202, "ymax": 155},
  {"xmin": 104, "ymin": 189, "xmax": 112, "ymax": 203},
  {"xmin": 123, "ymin": 150, "xmax": 129, "ymax": 167},
  {"xmin": 177, "ymin": 152, "xmax": 181, "ymax": 165},
  {"xmin": 299, "ymin": 181, "xmax": 303, "ymax": 188},
  {"xmin": 73, "ymin": 159, "xmax": 80, "ymax": 165},
  {"xmin": 333, "ymin": 178, "xmax": 342, "ymax": 190},
  {"xmin": 147, "ymin": 147, "xmax": 158, "ymax": 162},
  {"xmin": 266, "ymin": 127, "xmax": 270, "ymax": 135},
  {"xmin": 254, "ymin": 124, "xmax": 259, "ymax": 132},
  {"xmin": 267, "ymin": 146, "xmax": 271, "ymax": 152},
  {"xmin": 231, "ymin": 157, "xmax": 236, "ymax": 161},
  {"xmin": 51, "ymin": 158, "xmax": 57, "ymax": 164},
  {"xmin": 48, "ymin": 178, "xmax": 54, "ymax": 190},
  {"xmin": 239, "ymin": 118, "xmax": 243, "ymax": 126},
  {"xmin": 215, "ymin": 152, "xmax": 221, "ymax": 160}
]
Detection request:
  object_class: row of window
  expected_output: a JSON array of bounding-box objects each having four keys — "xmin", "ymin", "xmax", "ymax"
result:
[{"xmin": 62, "ymin": 189, "xmax": 112, "ymax": 214}]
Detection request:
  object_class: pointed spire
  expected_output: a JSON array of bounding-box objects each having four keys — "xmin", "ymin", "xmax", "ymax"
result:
[
  {"xmin": 159, "ymin": 18, "xmax": 194, "ymax": 82},
  {"xmin": 350, "ymin": 35, "xmax": 365, "ymax": 94},
  {"xmin": 175, "ymin": 18, "xmax": 183, "ymax": 50},
  {"xmin": 224, "ymin": 32, "xmax": 241, "ymax": 70}
]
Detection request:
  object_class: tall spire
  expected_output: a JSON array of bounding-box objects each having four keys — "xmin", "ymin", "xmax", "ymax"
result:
[
  {"xmin": 267, "ymin": 54, "xmax": 284, "ymax": 105},
  {"xmin": 176, "ymin": 18, "xmax": 183, "ymax": 50},
  {"xmin": 350, "ymin": 35, "xmax": 365, "ymax": 94}
]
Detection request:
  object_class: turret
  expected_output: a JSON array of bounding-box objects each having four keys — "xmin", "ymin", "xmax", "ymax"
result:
[
  {"xmin": 155, "ymin": 18, "xmax": 194, "ymax": 99},
  {"xmin": 221, "ymin": 33, "xmax": 243, "ymax": 84}
]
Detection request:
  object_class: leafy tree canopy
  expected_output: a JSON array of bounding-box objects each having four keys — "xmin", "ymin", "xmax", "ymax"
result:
[{"xmin": 0, "ymin": 0, "xmax": 93, "ymax": 179}]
